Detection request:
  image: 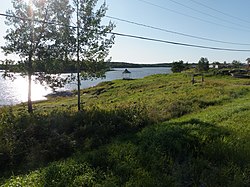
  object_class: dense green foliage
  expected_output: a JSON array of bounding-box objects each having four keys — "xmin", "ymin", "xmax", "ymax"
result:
[
  {"xmin": 0, "ymin": 104, "xmax": 150, "ymax": 177},
  {"xmin": 231, "ymin": 60, "xmax": 242, "ymax": 68},
  {"xmin": 2, "ymin": 0, "xmax": 74, "ymax": 112},
  {"xmin": 171, "ymin": 60, "xmax": 186, "ymax": 73},
  {"xmin": 197, "ymin": 57, "xmax": 209, "ymax": 72},
  {"xmin": 1, "ymin": 73, "xmax": 250, "ymax": 186},
  {"xmin": 2, "ymin": 0, "xmax": 115, "ymax": 113}
]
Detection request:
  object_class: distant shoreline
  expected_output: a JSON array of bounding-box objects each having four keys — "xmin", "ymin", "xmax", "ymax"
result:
[
  {"xmin": 107, "ymin": 62, "xmax": 172, "ymax": 68},
  {"xmin": 0, "ymin": 62, "xmax": 172, "ymax": 72}
]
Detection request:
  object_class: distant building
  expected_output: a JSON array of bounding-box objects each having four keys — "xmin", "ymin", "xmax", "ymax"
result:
[
  {"xmin": 209, "ymin": 64, "xmax": 217, "ymax": 69},
  {"xmin": 122, "ymin": 69, "xmax": 132, "ymax": 80}
]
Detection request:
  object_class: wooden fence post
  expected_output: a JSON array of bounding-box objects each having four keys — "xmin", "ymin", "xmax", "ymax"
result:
[{"xmin": 191, "ymin": 74, "xmax": 195, "ymax": 84}]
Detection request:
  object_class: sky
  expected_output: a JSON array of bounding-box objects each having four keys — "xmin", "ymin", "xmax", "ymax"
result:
[{"xmin": 1, "ymin": 0, "xmax": 250, "ymax": 64}]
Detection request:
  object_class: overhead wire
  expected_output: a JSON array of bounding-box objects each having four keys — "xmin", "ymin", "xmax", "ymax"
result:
[
  {"xmin": 0, "ymin": 13, "xmax": 76, "ymax": 28},
  {"xmin": 111, "ymin": 32, "xmax": 250, "ymax": 52},
  {"xmin": 1, "ymin": 12, "xmax": 250, "ymax": 52},
  {"xmin": 136, "ymin": 0, "xmax": 250, "ymax": 33},
  {"xmin": 167, "ymin": 0, "xmax": 250, "ymax": 30},
  {"xmin": 106, "ymin": 15, "xmax": 250, "ymax": 46},
  {"xmin": 188, "ymin": 0, "xmax": 250, "ymax": 25}
]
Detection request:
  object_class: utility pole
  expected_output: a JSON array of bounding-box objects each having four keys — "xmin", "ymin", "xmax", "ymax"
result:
[
  {"xmin": 28, "ymin": 0, "xmax": 34, "ymax": 113},
  {"xmin": 76, "ymin": 0, "xmax": 81, "ymax": 111}
]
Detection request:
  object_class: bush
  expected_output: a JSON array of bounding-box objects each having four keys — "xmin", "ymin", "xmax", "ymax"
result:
[
  {"xmin": 42, "ymin": 161, "xmax": 96, "ymax": 187},
  {"xmin": 171, "ymin": 60, "xmax": 186, "ymax": 73},
  {"xmin": 0, "ymin": 103, "xmax": 152, "ymax": 176}
]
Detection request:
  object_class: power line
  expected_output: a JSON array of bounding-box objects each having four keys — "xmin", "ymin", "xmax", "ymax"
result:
[
  {"xmin": 136, "ymin": 0, "xmax": 250, "ymax": 33},
  {"xmin": 168, "ymin": 0, "xmax": 250, "ymax": 30},
  {"xmin": 106, "ymin": 15, "xmax": 250, "ymax": 46},
  {"xmin": 188, "ymin": 0, "xmax": 250, "ymax": 25},
  {"xmin": 111, "ymin": 32, "xmax": 250, "ymax": 52},
  {"xmin": 0, "ymin": 13, "xmax": 76, "ymax": 28},
  {"xmin": 1, "ymin": 12, "xmax": 250, "ymax": 52}
]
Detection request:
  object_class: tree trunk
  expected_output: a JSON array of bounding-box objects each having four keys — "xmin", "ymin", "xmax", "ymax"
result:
[
  {"xmin": 77, "ymin": 0, "xmax": 81, "ymax": 111},
  {"xmin": 27, "ymin": 53, "xmax": 33, "ymax": 113},
  {"xmin": 77, "ymin": 71, "xmax": 81, "ymax": 111},
  {"xmin": 28, "ymin": 73, "xmax": 32, "ymax": 113}
]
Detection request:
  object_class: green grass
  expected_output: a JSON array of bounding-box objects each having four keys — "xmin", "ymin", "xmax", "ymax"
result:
[
  {"xmin": 1, "ymin": 73, "xmax": 250, "ymax": 186},
  {"xmin": 32, "ymin": 73, "xmax": 250, "ymax": 120}
]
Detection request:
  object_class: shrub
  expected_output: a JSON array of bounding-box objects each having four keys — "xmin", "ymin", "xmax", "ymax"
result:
[
  {"xmin": 171, "ymin": 60, "xmax": 186, "ymax": 73},
  {"xmin": 42, "ymin": 161, "xmax": 96, "ymax": 187},
  {"xmin": 0, "ymin": 103, "xmax": 152, "ymax": 176}
]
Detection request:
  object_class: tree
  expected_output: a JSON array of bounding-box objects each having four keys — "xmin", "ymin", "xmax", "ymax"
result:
[
  {"xmin": 3, "ymin": 0, "xmax": 115, "ymax": 112},
  {"xmin": 232, "ymin": 60, "xmax": 242, "ymax": 69},
  {"xmin": 34, "ymin": 0, "xmax": 75, "ymax": 92},
  {"xmin": 74, "ymin": 0, "xmax": 115, "ymax": 111},
  {"xmin": 171, "ymin": 60, "xmax": 185, "ymax": 73},
  {"xmin": 2, "ymin": 0, "xmax": 73, "ymax": 113},
  {"xmin": 197, "ymin": 57, "xmax": 209, "ymax": 72},
  {"xmin": 246, "ymin": 58, "xmax": 250, "ymax": 71}
]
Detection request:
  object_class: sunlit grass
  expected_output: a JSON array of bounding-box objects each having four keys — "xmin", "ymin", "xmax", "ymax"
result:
[{"xmin": 2, "ymin": 73, "xmax": 250, "ymax": 186}]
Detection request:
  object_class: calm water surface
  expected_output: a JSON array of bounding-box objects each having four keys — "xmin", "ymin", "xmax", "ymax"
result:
[{"xmin": 0, "ymin": 67, "xmax": 171, "ymax": 106}]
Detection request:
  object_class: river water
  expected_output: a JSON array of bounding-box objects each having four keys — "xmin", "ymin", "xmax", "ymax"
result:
[{"xmin": 0, "ymin": 67, "xmax": 171, "ymax": 106}]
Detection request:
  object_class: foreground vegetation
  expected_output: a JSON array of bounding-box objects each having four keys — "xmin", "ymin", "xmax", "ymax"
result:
[{"xmin": 1, "ymin": 73, "xmax": 250, "ymax": 186}]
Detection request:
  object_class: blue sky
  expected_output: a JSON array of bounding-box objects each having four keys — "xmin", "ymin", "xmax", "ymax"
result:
[{"xmin": 1, "ymin": 0, "xmax": 250, "ymax": 64}]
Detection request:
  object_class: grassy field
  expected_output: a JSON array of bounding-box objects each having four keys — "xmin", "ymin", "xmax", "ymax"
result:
[{"xmin": 1, "ymin": 73, "xmax": 250, "ymax": 186}]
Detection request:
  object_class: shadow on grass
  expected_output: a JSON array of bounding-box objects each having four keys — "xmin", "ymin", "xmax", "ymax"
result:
[
  {"xmin": 0, "ymin": 104, "xmax": 152, "ymax": 178},
  {"xmin": 76, "ymin": 118, "xmax": 250, "ymax": 186},
  {"xmin": 2, "ymin": 108, "xmax": 250, "ymax": 186}
]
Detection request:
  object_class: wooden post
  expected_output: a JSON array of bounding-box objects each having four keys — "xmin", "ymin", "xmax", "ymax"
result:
[
  {"xmin": 201, "ymin": 74, "xmax": 204, "ymax": 83},
  {"xmin": 191, "ymin": 74, "xmax": 195, "ymax": 84}
]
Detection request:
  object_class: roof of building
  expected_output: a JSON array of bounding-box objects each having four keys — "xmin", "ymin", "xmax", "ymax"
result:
[{"xmin": 122, "ymin": 69, "xmax": 131, "ymax": 74}]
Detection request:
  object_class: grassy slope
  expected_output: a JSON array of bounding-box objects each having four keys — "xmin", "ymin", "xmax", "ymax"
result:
[
  {"xmin": 1, "ymin": 73, "xmax": 250, "ymax": 186},
  {"xmin": 34, "ymin": 73, "xmax": 250, "ymax": 120}
]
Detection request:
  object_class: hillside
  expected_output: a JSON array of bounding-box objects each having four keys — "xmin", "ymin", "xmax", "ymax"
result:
[{"xmin": 1, "ymin": 73, "xmax": 250, "ymax": 186}]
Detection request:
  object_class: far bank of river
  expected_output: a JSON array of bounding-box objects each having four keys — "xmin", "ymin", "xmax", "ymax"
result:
[{"xmin": 0, "ymin": 67, "xmax": 171, "ymax": 106}]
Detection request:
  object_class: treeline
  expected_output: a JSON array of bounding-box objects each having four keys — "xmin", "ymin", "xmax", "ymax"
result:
[
  {"xmin": 171, "ymin": 58, "xmax": 209, "ymax": 73},
  {"xmin": 0, "ymin": 61, "xmax": 173, "ymax": 73},
  {"xmin": 1, "ymin": 58, "xmax": 247, "ymax": 74},
  {"xmin": 171, "ymin": 57, "xmax": 249, "ymax": 73},
  {"xmin": 107, "ymin": 62, "xmax": 172, "ymax": 68}
]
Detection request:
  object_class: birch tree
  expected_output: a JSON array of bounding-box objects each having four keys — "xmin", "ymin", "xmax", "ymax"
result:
[
  {"xmin": 2, "ymin": 0, "xmax": 73, "ymax": 113},
  {"xmin": 74, "ymin": 0, "xmax": 115, "ymax": 110}
]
